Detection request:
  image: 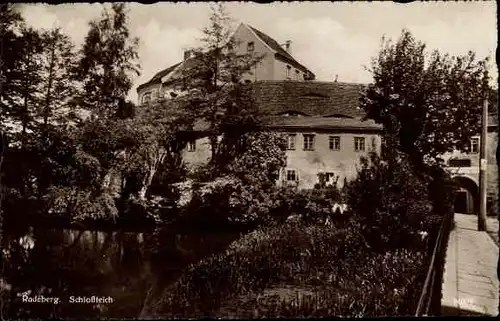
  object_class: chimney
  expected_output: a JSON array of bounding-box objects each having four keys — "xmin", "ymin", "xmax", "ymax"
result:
[
  {"xmin": 284, "ymin": 40, "xmax": 291, "ymax": 54},
  {"xmin": 184, "ymin": 49, "xmax": 192, "ymax": 61},
  {"xmin": 334, "ymin": 74, "xmax": 338, "ymax": 82}
]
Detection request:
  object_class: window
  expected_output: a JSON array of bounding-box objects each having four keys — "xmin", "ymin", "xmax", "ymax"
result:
[
  {"xmin": 354, "ymin": 137, "xmax": 365, "ymax": 152},
  {"xmin": 329, "ymin": 136, "xmax": 340, "ymax": 151},
  {"xmin": 303, "ymin": 134, "xmax": 315, "ymax": 151},
  {"xmin": 470, "ymin": 138, "xmax": 479, "ymax": 153},
  {"xmin": 287, "ymin": 134, "xmax": 296, "ymax": 150},
  {"xmin": 247, "ymin": 41, "xmax": 254, "ymax": 53},
  {"xmin": 286, "ymin": 169, "xmax": 298, "ymax": 181},
  {"xmin": 295, "ymin": 69, "xmax": 300, "ymax": 80},
  {"xmin": 187, "ymin": 140, "xmax": 196, "ymax": 152},
  {"xmin": 286, "ymin": 65, "xmax": 291, "ymax": 79},
  {"xmin": 371, "ymin": 137, "xmax": 377, "ymax": 151},
  {"xmin": 142, "ymin": 92, "xmax": 151, "ymax": 105}
]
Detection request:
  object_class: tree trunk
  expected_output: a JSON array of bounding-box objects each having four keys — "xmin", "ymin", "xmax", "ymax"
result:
[
  {"xmin": 37, "ymin": 40, "xmax": 56, "ymax": 198},
  {"xmin": 43, "ymin": 39, "xmax": 56, "ymax": 127},
  {"xmin": 139, "ymin": 147, "xmax": 166, "ymax": 201}
]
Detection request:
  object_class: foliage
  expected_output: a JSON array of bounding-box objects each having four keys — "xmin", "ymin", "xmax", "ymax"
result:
[
  {"xmin": 263, "ymin": 185, "xmax": 343, "ymax": 227},
  {"xmin": 75, "ymin": 3, "xmax": 140, "ymax": 118},
  {"xmin": 145, "ymin": 222, "xmax": 428, "ymax": 318},
  {"xmin": 0, "ymin": 4, "xmax": 149, "ymax": 224},
  {"xmin": 344, "ymin": 151, "xmax": 441, "ymax": 251},
  {"xmin": 176, "ymin": 3, "xmax": 265, "ymax": 166},
  {"xmin": 183, "ymin": 131, "xmax": 287, "ymax": 225},
  {"xmin": 43, "ymin": 186, "xmax": 118, "ymax": 223},
  {"xmin": 0, "ymin": 4, "xmax": 25, "ymax": 127},
  {"xmin": 184, "ymin": 134, "xmax": 348, "ymax": 228},
  {"xmin": 361, "ymin": 30, "xmax": 491, "ymax": 169},
  {"xmin": 0, "ymin": 5, "xmax": 84, "ymax": 221}
]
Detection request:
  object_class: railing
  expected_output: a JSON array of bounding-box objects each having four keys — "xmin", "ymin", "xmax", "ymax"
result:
[{"xmin": 415, "ymin": 210, "xmax": 455, "ymax": 316}]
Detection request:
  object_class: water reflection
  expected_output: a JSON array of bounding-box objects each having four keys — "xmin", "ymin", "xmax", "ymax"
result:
[{"xmin": 2, "ymin": 226, "xmax": 241, "ymax": 318}]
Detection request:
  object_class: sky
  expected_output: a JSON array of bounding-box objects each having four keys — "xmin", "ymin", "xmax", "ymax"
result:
[{"xmin": 20, "ymin": 1, "xmax": 497, "ymax": 104}]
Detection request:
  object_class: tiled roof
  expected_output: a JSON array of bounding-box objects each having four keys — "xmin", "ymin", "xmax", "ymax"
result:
[
  {"xmin": 186, "ymin": 80, "xmax": 376, "ymax": 132},
  {"xmin": 247, "ymin": 25, "xmax": 313, "ymax": 77},
  {"xmin": 189, "ymin": 116, "xmax": 381, "ymax": 133},
  {"xmin": 252, "ymin": 80, "xmax": 367, "ymax": 119},
  {"xmin": 263, "ymin": 116, "xmax": 382, "ymax": 131},
  {"xmin": 137, "ymin": 62, "xmax": 182, "ymax": 92}
]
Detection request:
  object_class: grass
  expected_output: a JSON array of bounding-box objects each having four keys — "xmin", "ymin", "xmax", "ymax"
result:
[{"xmin": 143, "ymin": 220, "xmax": 431, "ymax": 318}]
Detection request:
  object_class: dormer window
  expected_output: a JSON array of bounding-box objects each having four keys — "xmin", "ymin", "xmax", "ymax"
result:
[{"xmin": 247, "ymin": 41, "xmax": 254, "ymax": 53}]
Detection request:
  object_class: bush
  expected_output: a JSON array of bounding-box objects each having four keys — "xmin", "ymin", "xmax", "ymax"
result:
[
  {"xmin": 144, "ymin": 221, "xmax": 428, "ymax": 318},
  {"xmin": 344, "ymin": 152, "xmax": 435, "ymax": 251},
  {"xmin": 182, "ymin": 181, "xmax": 344, "ymax": 228},
  {"xmin": 180, "ymin": 131, "xmax": 288, "ymax": 227},
  {"xmin": 268, "ymin": 186, "xmax": 343, "ymax": 226}
]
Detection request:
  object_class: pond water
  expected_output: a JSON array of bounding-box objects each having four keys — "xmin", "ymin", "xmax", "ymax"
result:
[{"xmin": 2, "ymin": 225, "xmax": 242, "ymax": 319}]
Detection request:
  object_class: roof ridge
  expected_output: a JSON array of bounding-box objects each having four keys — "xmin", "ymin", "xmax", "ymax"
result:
[
  {"xmin": 137, "ymin": 61, "xmax": 183, "ymax": 92},
  {"xmin": 246, "ymin": 24, "xmax": 313, "ymax": 76}
]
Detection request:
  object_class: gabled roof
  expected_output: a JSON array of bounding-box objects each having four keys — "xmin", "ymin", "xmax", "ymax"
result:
[
  {"xmin": 137, "ymin": 62, "xmax": 182, "ymax": 92},
  {"xmin": 246, "ymin": 24, "xmax": 314, "ymax": 77},
  {"xmin": 252, "ymin": 80, "xmax": 367, "ymax": 119},
  {"xmin": 137, "ymin": 23, "xmax": 317, "ymax": 94}
]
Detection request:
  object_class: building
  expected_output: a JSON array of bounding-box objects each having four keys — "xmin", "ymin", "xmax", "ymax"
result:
[
  {"xmin": 136, "ymin": 23, "xmax": 315, "ymax": 106},
  {"xmin": 136, "ymin": 22, "xmax": 498, "ymax": 207},
  {"xmin": 136, "ymin": 23, "xmax": 381, "ymax": 190},
  {"xmin": 441, "ymin": 114, "xmax": 498, "ymax": 215},
  {"xmin": 180, "ymin": 81, "xmax": 383, "ymax": 189}
]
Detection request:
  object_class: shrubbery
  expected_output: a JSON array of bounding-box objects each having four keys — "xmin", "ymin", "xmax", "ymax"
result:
[
  {"xmin": 146, "ymin": 149, "xmax": 455, "ymax": 317},
  {"xmin": 344, "ymin": 152, "xmax": 438, "ymax": 251},
  {"xmin": 145, "ymin": 222, "xmax": 427, "ymax": 318},
  {"xmin": 182, "ymin": 180, "xmax": 344, "ymax": 228}
]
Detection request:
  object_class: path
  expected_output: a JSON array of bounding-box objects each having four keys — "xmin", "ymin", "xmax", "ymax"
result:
[{"xmin": 441, "ymin": 213, "xmax": 499, "ymax": 316}]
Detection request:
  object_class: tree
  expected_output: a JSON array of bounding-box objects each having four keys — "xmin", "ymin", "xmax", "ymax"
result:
[
  {"xmin": 0, "ymin": 4, "xmax": 25, "ymax": 130},
  {"xmin": 177, "ymin": 3, "xmax": 264, "ymax": 171},
  {"xmin": 112, "ymin": 100, "xmax": 188, "ymax": 202},
  {"xmin": 361, "ymin": 30, "xmax": 491, "ymax": 172},
  {"xmin": 0, "ymin": 4, "xmax": 24, "ymax": 250},
  {"xmin": 185, "ymin": 131, "xmax": 287, "ymax": 225},
  {"xmin": 75, "ymin": 3, "xmax": 140, "ymax": 119},
  {"xmin": 18, "ymin": 4, "xmax": 141, "ymax": 221},
  {"xmin": 7, "ymin": 26, "xmax": 46, "ymax": 148},
  {"xmin": 38, "ymin": 28, "xmax": 78, "ymax": 129}
]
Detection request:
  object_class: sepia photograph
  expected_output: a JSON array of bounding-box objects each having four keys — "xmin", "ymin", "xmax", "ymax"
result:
[{"xmin": 0, "ymin": 1, "xmax": 498, "ymax": 318}]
